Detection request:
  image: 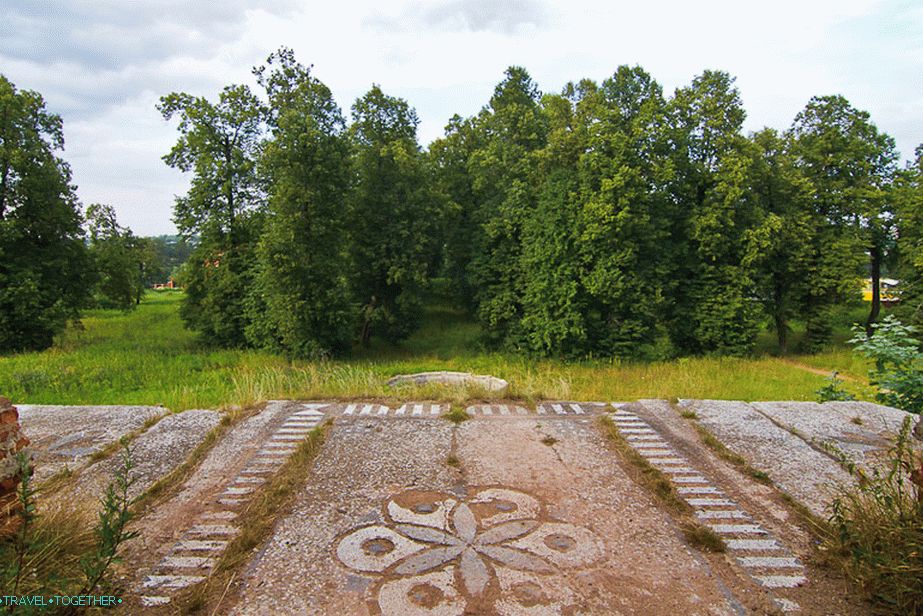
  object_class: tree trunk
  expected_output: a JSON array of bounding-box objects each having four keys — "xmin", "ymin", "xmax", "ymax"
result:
[
  {"xmin": 775, "ymin": 313, "xmax": 788, "ymax": 355},
  {"xmin": 865, "ymin": 245, "xmax": 882, "ymax": 336}
]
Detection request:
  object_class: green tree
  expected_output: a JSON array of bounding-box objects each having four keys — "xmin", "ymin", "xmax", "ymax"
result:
[
  {"xmin": 466, "ymin": 67, "xmax": 548, "ymax": 348},
  {"xmin": 159, "ymin": 84, "xmax": 266, "ymax": 345},
  {"xmin": 573, "ymin": 68, "xmax": 674, "ymax": 357},
  {"xmin": 0, "ymin": 75, "xmax": 92, "ymax": 352},
  {"xmin": 85, "ymin": 203, "xmax": 147, "ymax": 310},
  {"xmin": 666, "ymin": 71, "xmax": 761, "ymax": 355},
  {"xmin": 790, "ymin": 95, "xmax": 898, "ymax": 340},
  {"xmin": 895, "ymin": 145, "xmax": 923, "ymax": 328},
  {"xmin": 428, "ymin": 114, "xmax": 485, "ymax": 308},
  {"xmin": 349, "ymin": 85, "xmax": 437, "ymax": 344},
  {"xmin": 518, "ymin": 68, "xmax": 674, "ymax": 358},
  {"xmin": 745, "ymin": 129, "xmax": 816, "ymax": 353},
  {"xmin": 246, "ymin": 49, "xmax": 355, "ymax": 357}
]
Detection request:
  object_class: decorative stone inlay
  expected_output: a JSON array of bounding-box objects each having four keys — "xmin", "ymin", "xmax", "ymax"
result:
[{"xmin": 335, "ymin": 487, "xmax": 603, "ymax": 614}]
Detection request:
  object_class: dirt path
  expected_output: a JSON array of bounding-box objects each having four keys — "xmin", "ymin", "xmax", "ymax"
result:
[{"xmin": 777, "ymin": 358, "xmax": 865, "ymax": 384}]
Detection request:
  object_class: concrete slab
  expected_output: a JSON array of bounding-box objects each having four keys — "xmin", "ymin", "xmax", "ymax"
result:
[
  {"xmin": 228, "ymin": 414, "xmax": 739, "ymax": 615},
  {"xmin": 75, "ymin": 409, "xmax": 221, "ymax": 499},
  {"xmin": 17, "ymin": 404, "xmax": 168, "ymax": 481},
  {"xmin": 679, "ymin": 400, "xmax": 854, "ymax": 516},
  {"xmin": 750, "ymin": 401, "xmax": 920, "ymax": 475}
]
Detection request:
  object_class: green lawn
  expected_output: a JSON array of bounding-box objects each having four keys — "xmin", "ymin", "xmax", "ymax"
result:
[{"xmin": 0, "ymin": 291, "xmax": 874, "ymax": 411}]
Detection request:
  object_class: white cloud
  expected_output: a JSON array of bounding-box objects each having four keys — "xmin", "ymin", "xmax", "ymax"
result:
[{"xmin": 1, "ymin": 0, "xmax": 920, "ymax": 236}]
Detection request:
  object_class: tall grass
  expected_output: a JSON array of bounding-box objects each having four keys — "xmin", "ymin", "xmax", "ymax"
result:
[
  {"xmin": 0, "ymin": 291, "xmax": 872, "ymax": 410},
  {"xmin": 824, "ymin": 417, "xmax": 923, "ymax": 613}
]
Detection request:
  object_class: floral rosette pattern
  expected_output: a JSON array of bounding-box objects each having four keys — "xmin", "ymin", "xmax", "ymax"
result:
[{"xmin": 335, "ymin": 487, "xmax": 604, "ymax": 614}]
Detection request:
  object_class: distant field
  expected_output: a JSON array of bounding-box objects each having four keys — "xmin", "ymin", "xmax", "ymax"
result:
[{"xmin": 0, "ymin": 291, "xmax": 874, "ymax": 411}]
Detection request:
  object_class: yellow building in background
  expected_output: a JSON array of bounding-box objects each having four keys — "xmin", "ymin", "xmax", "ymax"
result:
[{"xmin": 862, "ymin": 278, "xmax": 900, "ymax": 304}]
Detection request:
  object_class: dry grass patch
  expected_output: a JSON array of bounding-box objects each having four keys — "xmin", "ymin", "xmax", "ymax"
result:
[{"xmin": 821, "ymin": 417, "xmax": 923, "ymax": 614}]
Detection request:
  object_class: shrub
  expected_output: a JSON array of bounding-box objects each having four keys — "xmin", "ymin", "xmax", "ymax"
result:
[{"xmin": 849, "ymin": 315, "xmax": 923, "ymax": 413}]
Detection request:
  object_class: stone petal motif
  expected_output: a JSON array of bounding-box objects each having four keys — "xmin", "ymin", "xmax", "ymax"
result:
[
  {"xmin": 335, "ymin": 487, "xmax": 602, "ymax": 615},
  {"xmin": 459, "ymin": 547, "xmax": 490, "ymax": 596}
]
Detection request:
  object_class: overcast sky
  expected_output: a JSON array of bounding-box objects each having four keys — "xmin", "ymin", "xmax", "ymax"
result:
[{"xmin": 2, "ymin": 0, "xmax": 921, "ymax": 236}]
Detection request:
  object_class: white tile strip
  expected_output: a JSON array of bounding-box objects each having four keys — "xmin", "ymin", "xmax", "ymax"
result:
[
  {"xmin": 726, "ymin": 539, "xmax": 781, "ymax": 551},
  {"xmin": 686, "ymin": 498, "xmax": 736, "ymax": 507},
  {"xmin": 695, "ymin": 510, "xmax": 749, "ymax": 520},
  {"xmin": 609, "ymin": 407, "xmax": 807, "ymax": 594},
  {"xmin": 708, "ymin": 524, "xmax": 767, "ymax": 535},
  {"xmin": 677, "ymin": 486, "xmax": 722, "ymax": 495},
  {"xmin": 137, "ymin": 404, "xmax": 327, "ymax": 607},
  {"xmin": 161, "ymin": 556, "xmax": 215, "ymax": 569},
  {"xmin": 143, "ymin": 575, "xmax": 205, "ymax": 590},
  {"xmin": 754, "ymin": 576, "xmax": 807, "ymax": 588},
  {"xmin": 174, "ymin": 540, "xmax": 228, "ymax": 552},
  {"xmin": 737, "ymin": 556, "xmax": 801, "ymax": 569},
  {"xmin": 672, "ymin": 475, "xmax": 708, "ymax": 483}
]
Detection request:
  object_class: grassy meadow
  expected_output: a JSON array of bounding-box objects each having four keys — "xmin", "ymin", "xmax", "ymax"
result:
[{"xmin": 0, "ymin": 290, "xmax": 876, "ymax": 411}]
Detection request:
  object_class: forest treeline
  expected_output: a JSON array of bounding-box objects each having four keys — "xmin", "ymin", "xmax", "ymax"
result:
[{"xmin": 2, "ymin": 49, "xmax": 922, "ymax": 357}]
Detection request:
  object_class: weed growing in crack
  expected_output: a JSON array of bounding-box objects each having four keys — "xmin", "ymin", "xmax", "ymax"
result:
[{"xmin": 443, "ymin": 405, "xmax": 469, "ymax": 424}]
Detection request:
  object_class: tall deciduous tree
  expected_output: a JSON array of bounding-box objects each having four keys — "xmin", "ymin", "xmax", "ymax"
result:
[
  {"xmin": 246, "ymin": 49, "xmax": 355, "ymax": 357},
  {"xmin": 428, "ymin": 114, "xmax": 484, "ymax": 308},
  {"xmin": 85, "ymin": 203, "xmax": 146, "ymax": 310},
  {"xmin": 159, "ymin": 84, "xmax": 266, "ymax": 345},
  {"xmin": 895, "ymin": 145, "xmax": 923, "ymax": 329},
  {"xmin": 518, "ymin": 68, "xmax": 674, "ymax": 358},
  {"xmin": 790, "ymin": 95, "xmax": 897, "ymax": 340},
  {"xmin": 466, "ymin": 67, "xmax": 547, "ymax": 348},
  {"xmin": 0, "ymin": 75, "xmax": 91, "ymax": 352},
  {"xmin": 667, "ymin": 71, "xmax": 761, "ymax": 355},
  {"xmin": 574, "ymin": 68, "xmax": 674, "ymax": 357},
  {"xmin": 349, "ymin": 85, "xmax": 437, "ymax": 344},
  {"xmin": 745, "ymin": 129, "xmax": 816, "ymax": 353}
]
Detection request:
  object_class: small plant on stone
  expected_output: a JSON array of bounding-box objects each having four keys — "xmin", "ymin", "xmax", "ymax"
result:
[
  {"xmin": 816, "ymin": 371, "xmax": 856, "ymax": 403},
  {"xmin": 2, "ymin": 452, "xmax": 37, "ymax": 601},
  {"xmin": 849, "ymin": 315, "xmax": 923, "ymax": 413},
  {"xmin": 76, "ymin": 440, "xmax": 139, "ymax": 600}
]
